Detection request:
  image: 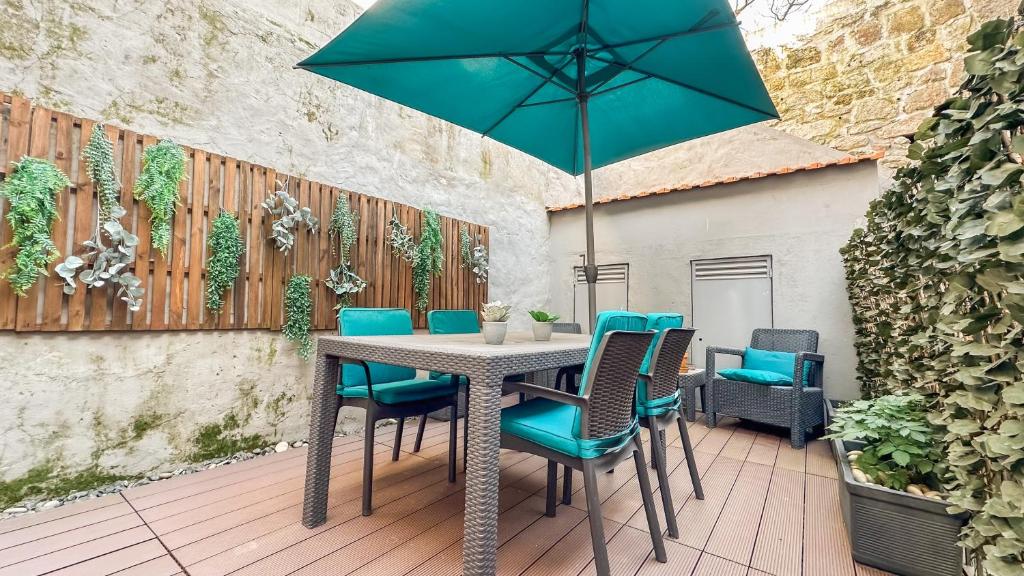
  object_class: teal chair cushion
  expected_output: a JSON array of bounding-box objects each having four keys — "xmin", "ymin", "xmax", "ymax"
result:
[
  {"xmin": 742, "ymin": 347, "xmax": 811, "ymax": 385},
  {"xmin": 428, "ymin": 373, "xmax": 468, "ymax": 386},
  {"xmin": 718, "ymin": 367, "xmax": 794, "ymax": 385},
  {"xmin": 636, "ymin": 313, "xmax": 684, "ymax": 408},
  {"xmin": 637, "ymin": 391, "xmax": 682, "ymax": 418},
  {"xmin": 427, "ymin": 310, "xmax": 480, "ymax": 335},
  {"xmin": 500, "ymin": 398, "xmax": 638, "ymax": 459},
  {"xmin": 341, "ymin": 377, "xmax": 460, "ymax": 404},
  {"xmin": 338, "ymin": 308, "xmax": 416, "ymax": 389}
]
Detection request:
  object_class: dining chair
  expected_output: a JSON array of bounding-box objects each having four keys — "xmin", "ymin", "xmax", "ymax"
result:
[
  {"xmin": 500, "ymin": 320, "xmax": 666, "ymax": 576},
  {"xmin": 636, "ymin": 319, "xmax": 704, "ymax": 539},
  {"xmin": 335, "ymin": 308, "xmax": 460, "ymax": 515}
]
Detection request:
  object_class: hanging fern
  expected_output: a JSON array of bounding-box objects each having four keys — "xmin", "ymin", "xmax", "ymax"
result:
[
  {"xmin": 82, "ymin": 124, "xmax": 120, "ymax": 221},
  {"xmin": 283, "ymin": 275, "xmax": 314, "ymax": 360},
  {"xmin": 205, "ymin": 211, "xmax": 244, "ymax": 314},
  {"xmin": 459, "ymin": 224, "xmax": 488, "ymax": 284},
  {"xmin": 326, "ymin": 194, "xmax": 365, "ymax": 308},
  {"xmin": 134, "ymin": 139, "xmax": 185, "ymax": 257},
  {"xmin": 0, "ymin": 157, "xmax": 69, "ymax": 296},
  {"xmin": 413, "ymin": 210, "xmax": 444, "ymax": 311}
]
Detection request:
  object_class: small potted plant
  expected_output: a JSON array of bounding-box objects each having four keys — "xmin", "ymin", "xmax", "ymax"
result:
[
  {"xmin": 528, "ymin": 310, "xmax": 560, "ymax": 341},
  {"xmin": 480, "ymin": 301, "xmax": 512, "ymax": 345},
  {"xmin": 826, "ymin": 394, "xmax": 966, "ymax": 576}
]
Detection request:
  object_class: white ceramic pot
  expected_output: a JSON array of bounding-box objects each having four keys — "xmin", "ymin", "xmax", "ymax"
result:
[
  {"xmin": 482, "ymin": 321, "xmax": 508, "ymax": 345},
  {"xmin": 533, "ymin": 322, "xmax": 553, "ymax": 341}
]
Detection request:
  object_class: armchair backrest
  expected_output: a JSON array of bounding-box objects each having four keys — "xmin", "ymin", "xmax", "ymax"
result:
[
  {"xmin": 750, "ymin": 328, "xmax": 818, "ymax": 353},
  {"xmin": 579, "ymin": 311, "xmax": 648, "ymax": 395},
  {"xmin": 645, "ymin": 328, "xmax": 697, "ymax": 402},
  {"xmin": 579, "ymin": 330, "xmax": 654, "ymax": 440},
  {"xmin": 637, "ymin": 313, "xmax": 684, "ymax": 403},
  {"xmin": 427, "ymin": 309, "xmax": 480, "ymax": 334},
  {"xmin": 338, "ymin": 308, "xmax": 415, "ymax": 387}
]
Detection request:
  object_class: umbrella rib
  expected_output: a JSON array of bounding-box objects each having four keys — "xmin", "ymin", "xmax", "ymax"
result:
[
  {"xmin": 585, "ymin": 19, "xmax": 738, "ymax": 54},
  {"xmin": 481, "ymin": 56, "xmax": 575, "ymax": 137},
  {"xmin": 502, "ymin": 57, "xmax": 576, "ymax": 95},
  {"xmin": 296, "ymin": 50, "xmax": 574, "ymax": 68},
  {"xmin": 521, "ymin": 74, "xmax": 655, "ymax": 109},
  {"xmin": 588, "ymin": 54, "xmax": 779, "ymax": 119}
]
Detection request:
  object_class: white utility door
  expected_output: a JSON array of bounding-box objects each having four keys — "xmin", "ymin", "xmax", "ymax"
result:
[
  {"xmin": 573, "ymin": 263, "xmax": 628, "ymax": 334},
  {"xmin": 690, "ymin": 256, "xmax": 773, "ymax": 369}
]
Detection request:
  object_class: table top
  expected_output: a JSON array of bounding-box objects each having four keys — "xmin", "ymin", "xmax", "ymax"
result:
[{"xmin": 318, "ymin": 331, "xmax": 592, "ymax": 358}]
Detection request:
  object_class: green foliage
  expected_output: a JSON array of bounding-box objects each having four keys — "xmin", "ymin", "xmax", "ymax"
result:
[
  {"xmin": 134, "ymin": 139, "xmax": 185, "ymax": 257},
  {"xmin": 387, "ymin": 214, "xmax": 417, "ymax": 262},
  {"xmin": 205, "ymin": 211, "xmax": 244, "ymax": 314},
  {"xmin": 840, "ymin": 14, "xmax": 1024, "ymax": 574},
  {"xmin": 0, "ymin": 464, "xmax": 132, "ymax": 509},
  {"xmin": 827, "ymin": 394, "xmax": 947, "ymax": 491},
  {"xmin": 283, "ymin": 275, "xmax": 313, "ymax": 360},
  {"xmin": 0, "ymin": 157, "xmax": 69, "ymax": 296},
  {"xmin": 190, "ymin": 413, "xmax": 266, "ymax": 462},
  {"xmin": 326, "ymin": 194, "xmax": 365, "ymax": 308},
  {"xmin": 528, "ymin": 310, "xmax": 560, "ymax": 323},
  {"xmin": 82, "ymin": 124, "xmax": 120, "ymax": 221},
  {"xmin": 261, "ymin": 179, "xmax": 318, "ymax": 254},
  {"xmin": 387, "ymin": 209, "xmax": 445, "ymax": 311},
  {"xmin": 459, "ymin": 224, "xmax": 488, "ymax": 284}
]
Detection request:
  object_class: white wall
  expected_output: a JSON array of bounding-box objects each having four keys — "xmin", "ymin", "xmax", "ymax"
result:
[{"xmin": 547, "ymin": 160, "xmax": 880, "ymax": 400}]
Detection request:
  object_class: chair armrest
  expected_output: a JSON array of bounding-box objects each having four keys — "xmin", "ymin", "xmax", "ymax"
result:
[
  {"xmin": 502, "ymin": 381, "xmax": 588, "ymax": 408},
  {"xmin": 706, "ymin": 346, "xmax": 744, "ymax": 377},
  {"xmin": 795, "ymin": 352, "xmax": 825, "ymax": 389},
  {"xmin": 336, "ymin": 356, "xmax": 375, "ymax": 401}
]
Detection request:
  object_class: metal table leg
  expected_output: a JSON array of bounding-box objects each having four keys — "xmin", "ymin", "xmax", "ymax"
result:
[{"xmin": 461, "ymin": 371, "xmax": 503, "ymax": 575}]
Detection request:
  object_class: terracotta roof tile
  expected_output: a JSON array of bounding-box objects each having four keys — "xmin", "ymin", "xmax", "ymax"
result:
[{"xmin": 546, "ymin": 150, "xmax": 884, "ymax": 212}]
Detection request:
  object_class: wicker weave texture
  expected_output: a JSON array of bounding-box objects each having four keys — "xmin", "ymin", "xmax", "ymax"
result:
[
  {"xmin": 585, "ymin": 331, "xmax": 653, "ymax": 439},
  {"xmin": 647, "ymin": 328, "xmax": 695, "ymax": 401}
]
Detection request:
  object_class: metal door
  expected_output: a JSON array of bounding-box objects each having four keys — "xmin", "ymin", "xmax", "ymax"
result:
[
  {"xmin": 690, "ymin": 256, "xmax": 773, "ymax": 368},
  {"xmin": 572, "ymin": 263, "xmax": 628, "ymax": 334}
]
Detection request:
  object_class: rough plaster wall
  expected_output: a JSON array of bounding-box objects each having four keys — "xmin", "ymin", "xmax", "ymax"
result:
[
  {"xmin": 0, "ymin": 0, "xmax": 575, "ymax": 480},
  {"xmin": 547, "ymin": 161, "xmax": 881, "ymax": 400}
]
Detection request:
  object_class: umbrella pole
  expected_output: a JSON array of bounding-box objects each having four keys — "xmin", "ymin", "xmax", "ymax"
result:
[{"xmin": 577, "ymin": 50, "xmax": 598, "ymax": 333}]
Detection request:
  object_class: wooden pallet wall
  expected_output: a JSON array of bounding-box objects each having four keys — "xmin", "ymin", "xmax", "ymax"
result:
[{"xmin": 0, "ymin": 94, "xmax": 488, "ymax": 332}]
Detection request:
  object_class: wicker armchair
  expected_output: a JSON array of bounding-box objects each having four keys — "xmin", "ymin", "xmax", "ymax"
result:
[{"xmin": 706, "ymin": 328, "xmax": 824, "ymax": 449}]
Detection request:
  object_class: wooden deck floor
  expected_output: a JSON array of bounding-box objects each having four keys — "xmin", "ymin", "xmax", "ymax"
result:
[{"xmin": 0, "ymin": 412, "xmax": 892, "ymax": 576}]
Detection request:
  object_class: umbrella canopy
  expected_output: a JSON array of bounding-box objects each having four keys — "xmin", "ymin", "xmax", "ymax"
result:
[{"xmin": 299, "ymin": 0, "xmax": 777, "ymax": 329}]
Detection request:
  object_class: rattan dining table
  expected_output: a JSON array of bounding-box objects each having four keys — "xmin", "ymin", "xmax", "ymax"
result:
[{"xmin": 301, "ymin": 331, "xmax": 591, "ymax": 575}]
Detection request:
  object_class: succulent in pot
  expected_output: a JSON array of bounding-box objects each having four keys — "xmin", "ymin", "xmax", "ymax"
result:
[
  {"xmin": 480, "ymin": 301, "xmax": 512, "ymax": 345},
  {"xmin": 528, "ymin": 310, "xmax": 560, "ymax": 341}
]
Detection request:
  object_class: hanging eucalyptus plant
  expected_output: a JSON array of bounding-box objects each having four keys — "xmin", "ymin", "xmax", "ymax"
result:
[
  {"xmin": 459, "ymin": 224, "xmax": 488, "ymax": 284},
  {"xmin": 841, "ymin": 13, "xmax": 1024, "ymax": 575},
  {"xmin": 283, "ymin": 275, "xmax": 314, "ymax": 360},
  {"xmin": 134, "ymin": 139, "xmax": 185, "ymax": 257},
  {"xmin": 205, "ymin": 211, "xmax": 244, "ymax": 314},
  {"xmin": 325, "ymin": 194, "xmax": 365, "ymax": 308},
  {"xmin": 0, "ymin": 157, "xmax": 69, "ymax": 296},
  {"xmin": 261, "ymin": 178, "xmax": 318, "ymax": 254}
]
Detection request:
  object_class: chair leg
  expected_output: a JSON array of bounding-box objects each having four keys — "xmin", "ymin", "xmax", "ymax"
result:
[
  {"xmin": 582, "ymin": 462, "xmax": 610, "ymax": 576},
  {"xmin": 633, "ymin": 438, "xmax": 667, "ymax": 563},
  {"xmin": 545, "ymin": 460, "xmax": 557, "ymax": 517},
  {"xmin": 448, "ymin": 398, "xmax": 457, "ymax": 483},
  {"xmin": 392, "ymin": 418, "xmax": 404, "ymax": 461},
  {"xmin": 362, "ymin": 408, "xmax": 376, "ymax": 516},
  {"xmin": 413, "ymin": 414, "xmax": 427, "ymax": 453},
  {"xmin": 677, "ymin": 415, "xmax": 704, "ymax": 500},
  {"xmin": 562, "ymin": 465, "xmax": 573, "ymax": 504},
  {"xmin": 790, "ymin": 426, "xmax": 807, "ymax": 449},
  {"xmin": 648, "ymin": 418, "xmax": 679, "ymax": 539},
  {"xmin": 650, "ymin": 429, "xmax": 666, "ymax": 470}
]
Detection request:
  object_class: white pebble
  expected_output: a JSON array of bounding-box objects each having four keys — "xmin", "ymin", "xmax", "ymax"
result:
[{"xmin": 275, "ymin": 441, "xmax": 289, "ymax": 453}]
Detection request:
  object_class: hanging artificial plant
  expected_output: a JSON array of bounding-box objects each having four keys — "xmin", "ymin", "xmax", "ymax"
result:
[
  {"xmin": 205, "ymin": 211, "xmax": 244, "ymax": 314},
  {"xmin": 840, "ymin": 13, "xmax": 1024, "ymax": 575},
  {"xmin": 459, "ymin": 224, "xmax": 488, "ymax": 284},
  {"xmin": 57, "ymin": 125, "xmax": 144, "ymax": 312},
  {"xmin": 387, "ymin": 210, "xmax": 444, "ymax": 311},
  {"xmin": 387, "ymin": 213, "xmax": 417, "ymax": 263},
  {"xmin": 324, "ymin": 194, "xmax": 365, "ymax": 309},
  {"xmin": 134, "ymin": 139, "xmax": 185, "ymax": 257},
  {"xmin": 283, "ymin": 275, "xmax": 314, "ymax": 360},
  {"xmin": 261, "ymin": 178, "xmax": 318, "ymax": 254},
  {"xmin": 0, "ymin": 157, "xmax": 69, "ymax": 296}
]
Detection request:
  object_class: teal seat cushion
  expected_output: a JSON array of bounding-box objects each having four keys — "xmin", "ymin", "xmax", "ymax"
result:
[
  {"xmin": 427, "ymin": 372, "xmax": 468, "ymax": 386},
  {"xmin": 340, "ymin": 377, "xmax": 459, "ymax": 404},
  {"xmin": 338, "ymin": 308, "xmax": 416, "ymax": 388},
  {"xmin": 742, "ymin": 347, "xmax": 811, "ymax": 385},
  {"xmin": 637, "ymin": 391, "xmax": 681, "ymax": 418},
  {"xmin": 501, "ymin": 398, "xmax": 638, "ymax": 459},
  {"xmin": 427, "ymin": 310, "xmax": 480, "ymax": 335},
  {"xmin": 718, "ymin": 367, "xmax": 794, "ymax": 385}
]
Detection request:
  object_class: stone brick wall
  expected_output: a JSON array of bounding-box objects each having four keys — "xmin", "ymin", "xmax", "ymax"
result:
[{"xmin": 753, "ymin": 0, "xmax": 1018, "ymax": 173}]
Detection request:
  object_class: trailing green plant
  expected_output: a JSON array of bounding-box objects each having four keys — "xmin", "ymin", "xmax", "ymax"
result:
[
  {"xmin": 459, "ymin": 224, "xmax": 488, "ymax": 284},
  {"xmin": 205, "ymin": 211, "xmax": 244, "ymax": 314},
  {"xmin": 325, "ymin": 194, "xmax": 365, "ymax": 308},
  {"xmin": 386, "ymin": 209, "xmax": 445, "ymax": 311},
  {"xmin": 0, "ymin": 157, "xmax": 69, "ymax": 296},
  {"xmin": 528, "ymin": 310, "xmax": 560, "ymax": 323},
  {"xmin": 262, "ymin": 179, "xmax": 318, "ymax": 254},
  {"xmin": 481, "ymin": 301, "xmax": 511, "ymax": 322},
  {"xmin": 840, "ymin": 12, "xmax": 1024, "ymax": 574},
  {"xmin": 283, "ymin": 275, "xmax": 313, "ymax": 360},
  {"xmin": 827, "ymin": 394, "xmax": 947, "ymax": 491},
  {"xmin": 82, "ymin": 124, "xmax": 120, "ymax": 222},
  {"xmin": 387, "ymin": 214, "xmax": 417, "ymax": 263},
  {"xmin": 134, "ymin": 139, "xmax": 185, "ymax": 257}
]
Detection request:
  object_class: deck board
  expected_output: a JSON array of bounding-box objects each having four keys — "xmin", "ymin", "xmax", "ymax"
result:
[{"xmin": 0, "ymin": 416, "xmax": 873, "ymax": 576}]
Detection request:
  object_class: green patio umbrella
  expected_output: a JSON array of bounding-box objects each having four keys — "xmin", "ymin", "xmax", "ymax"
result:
[{"xmin": 298, "ymin": 0, "xmax": 777, "ymax": 330}]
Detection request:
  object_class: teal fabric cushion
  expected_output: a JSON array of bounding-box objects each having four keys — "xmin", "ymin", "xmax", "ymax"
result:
[
  {"xmin": 637, "ymin": 313, "xmax": 684, "ymax": 406},
  {"xmin": 427, "ymin": 372, "xmax": 468, "ymax": 386},
  {"xmin": 341, "ymin": 377, "xmax": 459, "ymax": 404},
  {"xmin": 719, "ymin": 367, "xmax": 794, "ymax": 385},
  {"xmin": 742, "ymin": 347, "xmax": 811, "ymax": 385},
  {"xmin": 501, "ymin": 398, "xmax": 638, "ymax": 459},
  {"xmin": 637, "ymin": 391, "xmax": 681, "ymax": 418},
  {"xmin": 427, "ymin": 310, "xmax": 480, "ymax": 335},
  {"xmin": 338, "ymin": 308, "xmax": 416, "ymax": 388}
]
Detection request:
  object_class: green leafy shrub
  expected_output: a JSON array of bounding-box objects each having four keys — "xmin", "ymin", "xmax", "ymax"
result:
[
  {"xmin": 325, "ymin": 194, "xmax": 365, "ymax": 308},
  {"xmin": 284, "ymin": 275, "xmax": 313, "ymax": 359},
  {"xmin": 205, "ymin": 211, "xmax": 244, "ymax": 314},
  {"xmin": 0, "ymin": 157, "xmax": 69, "ymax": 296},
  {"xmin": 528, "ymin": 310, "xmax": 560, "ymax": 323},
  {"xmin": 134, "ymin": 139, "xmax": 185, "ymax": 257}
]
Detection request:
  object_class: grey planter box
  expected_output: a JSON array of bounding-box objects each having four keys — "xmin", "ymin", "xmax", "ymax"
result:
[{"xmin": 828, "ymin": 402, "xmax": 967, "ymax": 576}]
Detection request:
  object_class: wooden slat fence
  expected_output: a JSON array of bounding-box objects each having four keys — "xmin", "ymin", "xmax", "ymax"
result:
[{"xmin": 0, "ymin": 93, "xmax": 488, "ymax": 332}]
